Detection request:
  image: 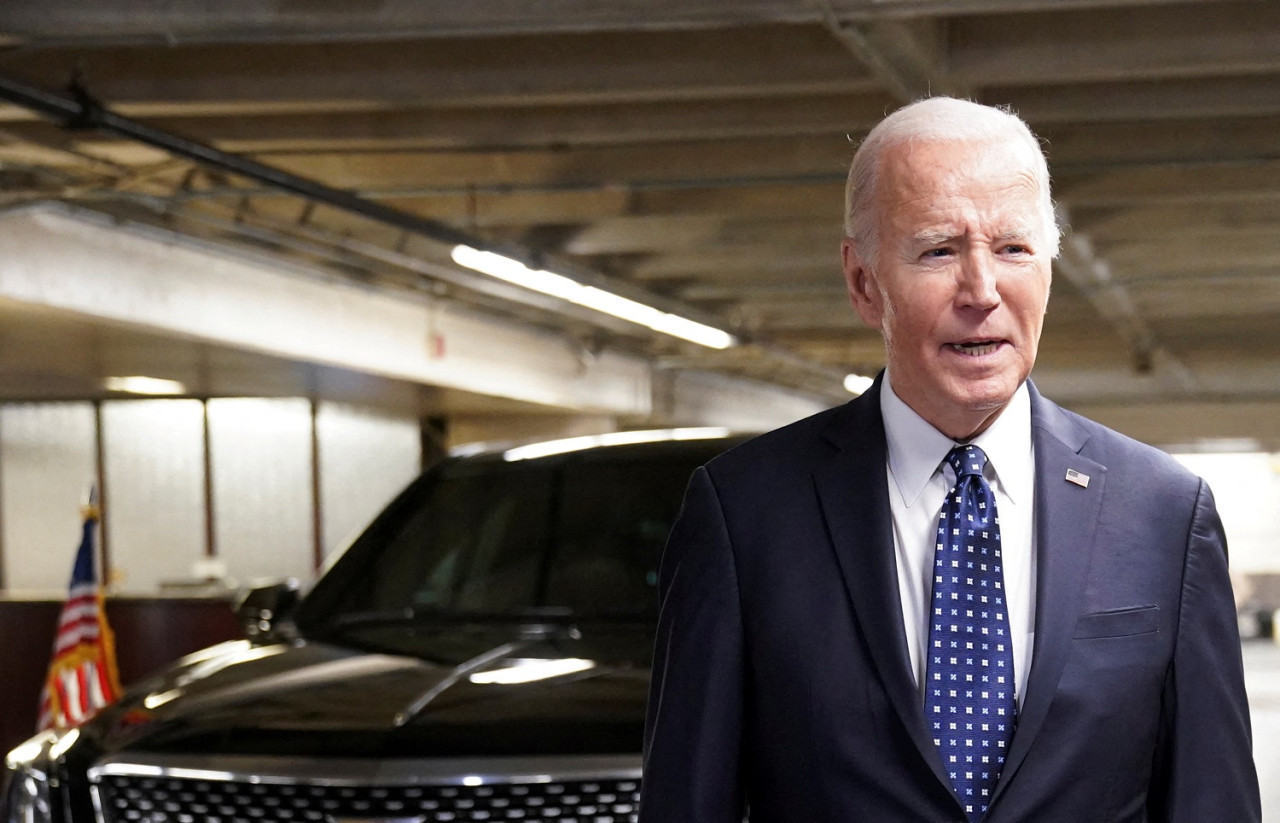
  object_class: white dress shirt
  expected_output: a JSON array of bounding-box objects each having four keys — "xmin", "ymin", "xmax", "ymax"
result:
[{"xmin": 880, "ymin": 371, "xmax": 1037, "ymax": 709}]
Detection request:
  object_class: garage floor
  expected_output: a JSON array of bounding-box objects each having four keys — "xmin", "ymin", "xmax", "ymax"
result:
[{"xmin": 1245, "ymin": 641, "xmax": 1280, "ymax": 819}]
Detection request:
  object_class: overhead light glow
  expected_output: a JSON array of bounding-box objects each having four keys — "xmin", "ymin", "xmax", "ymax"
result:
[
  {"xmin": 843, "ymin": 373, "xmax": 874, "ymax": 395},
  {"xmin": 142, "ymin": 688, "xmax": 184, "ymax": 710},
  {"xmin": 103, "ymin": 375, "xmax": 188, "ymax": 396},
  {"xmin": 469, "ymin": 658, "xmax": 597, "ymax": 685},
  {"xmin": 503, "ymin": 426, "xmax": 731, "ymax": 462},
  {"xmin": 48, "ymin": 728, "xmax": 80, "ymax": 761},
  {"xmin": 451, "ymin": 245, "xmax": 735, "ymax": 349},
  {"xmin": 5, "ymin": 731, "xmax": 56, "ymax": 769}
]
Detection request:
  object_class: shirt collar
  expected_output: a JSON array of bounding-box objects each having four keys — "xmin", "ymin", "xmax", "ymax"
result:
[{"xmin": 880, "ymin": 370, "xmax": 1033, "ymax": 507}]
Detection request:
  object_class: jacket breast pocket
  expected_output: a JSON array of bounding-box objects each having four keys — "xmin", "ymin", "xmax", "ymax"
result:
[{"xmin": 1073, "ymin": 604, "xmax": 1159, "ymax": 639}]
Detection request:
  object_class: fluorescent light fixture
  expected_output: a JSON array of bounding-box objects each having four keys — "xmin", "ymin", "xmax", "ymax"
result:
[
  {"xmin": 843, "ymin": 373, "xmax": 874, "ymax": 395},
  {"xmin": 451, "ymin": 245, "xmax": 735, "ymax": 349},
  {"xmin": 103, "ymin": 375, "xmax": 188, "ymax": 396},
  {"xmin": 469, "ymin": 658, "xmax": 596, "ymax": 685},
  {"xmin": 504, "ymin": 426, "xmax": 731, "ymax": 462}
]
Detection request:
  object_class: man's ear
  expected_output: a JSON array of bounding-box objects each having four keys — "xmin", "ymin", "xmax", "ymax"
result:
[{"xmin": 842, "ymin": 238, "xmax": 883, "ymax": 330}]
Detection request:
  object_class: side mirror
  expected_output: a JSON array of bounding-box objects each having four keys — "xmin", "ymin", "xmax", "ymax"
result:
[{"xmin": 234, "ymin": 579, "xmax": 301, "ymax": 644}]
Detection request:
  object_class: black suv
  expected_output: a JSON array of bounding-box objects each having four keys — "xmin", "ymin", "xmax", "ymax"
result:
[{"xmin": 1, "ymin": 430, "xmax": 741, "ymax": 823}]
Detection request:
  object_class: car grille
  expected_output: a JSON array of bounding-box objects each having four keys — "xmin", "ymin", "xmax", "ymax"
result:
[{"xmin": 89, "ymin": 754, "xmax": 641, "ymax": 823}]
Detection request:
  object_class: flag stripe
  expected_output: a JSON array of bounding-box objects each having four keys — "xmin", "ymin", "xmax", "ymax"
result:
[{"xmin": 37, "ymin": 511, "xmax": 122, "ymax": 731}]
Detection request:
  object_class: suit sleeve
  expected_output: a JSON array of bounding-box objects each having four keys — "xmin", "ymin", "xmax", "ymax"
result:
[
  {"xmin": 639, "ymin": 466, "xmax": 746, "ymax": 823},
  {"xmin": 1150, "ymin": 479, "xmax": 1261, "ymax": 822}
]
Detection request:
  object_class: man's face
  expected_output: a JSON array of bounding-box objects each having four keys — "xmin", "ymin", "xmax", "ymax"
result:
[{"xmin": 842, "ymin": 138, "xmax": 1053, "ymax": 440}]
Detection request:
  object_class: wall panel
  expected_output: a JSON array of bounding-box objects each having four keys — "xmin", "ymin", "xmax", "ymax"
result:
[
  {"xmin": 100, "ymin": 399, "xmax": 207, "ymax": 592},
  {"xmin": 316, "ymin": 402, "xmax": 420, "ymax": 565},
  {"xmin": 0, "ymin": 403, "xmax": 97, "ymax": 593},
  {"xmin": 207, "ymin": 398, "xmax": 313, "ymax": 585}
]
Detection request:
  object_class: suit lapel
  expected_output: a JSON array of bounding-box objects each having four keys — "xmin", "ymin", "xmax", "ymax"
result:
[
  {"xmin": 993, "ymin": 385, "xmax": 1107, "ymax": 799},
  {"xmin": 812, "ymin": 379, "xmax": 956, "ymax": 793}
]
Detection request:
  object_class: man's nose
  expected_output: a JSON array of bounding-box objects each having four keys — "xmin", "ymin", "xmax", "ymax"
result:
[{"xmin": 956, "ymin": 252, "xmax": 1000, "ymax": 309}]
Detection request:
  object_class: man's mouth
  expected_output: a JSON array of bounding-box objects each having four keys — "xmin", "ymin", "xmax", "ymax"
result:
[{"xmin": 948, "ymin": 340, "xmax": 1002, "ymax": 356}]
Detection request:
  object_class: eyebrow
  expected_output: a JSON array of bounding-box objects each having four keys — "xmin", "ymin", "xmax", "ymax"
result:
[
  {"xmin": 913, "ymin": 228, "xmax": 956, "ymax": 246},
  {"xmin": 912, "ymin": 223, "xmax": 1039, "ymax": 246},
  {"xmin": 995, "ymin": 223, "xmax": 1038, "ymax": 242}
]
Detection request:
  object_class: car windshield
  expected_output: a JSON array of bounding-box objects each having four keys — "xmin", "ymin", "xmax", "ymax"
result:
[{"xmin": 297, "ymin": 441, "xmax": 731, "ymax": 646}]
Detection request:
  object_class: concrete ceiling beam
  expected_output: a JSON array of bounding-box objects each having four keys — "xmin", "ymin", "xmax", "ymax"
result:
[
  {"xmin": 0, "ymin": 0, "xmax": 1234, "ymax": 45},
  {"xmin": 1057, "ymin": 161, "xmax": 1280, "ymax": 207},
  {"xmin": 949, "ymin": 3, "xmax": 1280, "ymax": 85},
  {"xmin": 996, "ymin": 76, "xmax": 1280, "ymax": 125},
  {"xmin": 0, "ymin": 92, "xmax": 899, "ymax": 152},
  {"xmin": 0, "ymin": 26, "xmax": 876, "ymax": 113}
]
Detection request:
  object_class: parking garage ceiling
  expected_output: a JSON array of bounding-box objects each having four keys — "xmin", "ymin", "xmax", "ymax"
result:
[{"xmin": 0, "ymin": 0, "xmax": 1277, "ymax": 439}]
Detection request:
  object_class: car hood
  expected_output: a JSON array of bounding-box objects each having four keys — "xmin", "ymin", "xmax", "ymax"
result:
[{"xmin": 82, "ymin": 624, "xmax": 652, "ymax": 758}]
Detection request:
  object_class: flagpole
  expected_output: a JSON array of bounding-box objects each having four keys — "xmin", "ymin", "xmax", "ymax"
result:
[
  {"xmin": 92, "ymin": 400, "xmax": 111, "ymax": 594},
  {"xmin": 82, "ymin": 484, "xmax": 104, "ymax": 594}
]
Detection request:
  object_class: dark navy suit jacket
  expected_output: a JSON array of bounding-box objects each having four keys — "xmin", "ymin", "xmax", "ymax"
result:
[{"xmin": 640, "ymin": 377, "xmax": 1260, "ymax": 822}]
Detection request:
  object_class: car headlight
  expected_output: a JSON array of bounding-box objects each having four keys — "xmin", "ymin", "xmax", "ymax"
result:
[{"xmin": 1, "ymin": 728, "xmax": 78, "ymax": 823}]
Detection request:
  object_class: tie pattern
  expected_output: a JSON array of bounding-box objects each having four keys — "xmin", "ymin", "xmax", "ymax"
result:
[{"xmin": 924, "ymin": 445, "xmax": 1016, "ymax": 822}]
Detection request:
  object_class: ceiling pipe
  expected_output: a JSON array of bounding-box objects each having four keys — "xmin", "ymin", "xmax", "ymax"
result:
[{"xmin": 0, "ymin": 73, "xmax": 480, "ymax": 249}]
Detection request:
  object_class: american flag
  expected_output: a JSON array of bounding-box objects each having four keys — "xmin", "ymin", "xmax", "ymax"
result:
[{"xmin": 37, "ymin": 501, "xmax": 121, "ymax": 731}]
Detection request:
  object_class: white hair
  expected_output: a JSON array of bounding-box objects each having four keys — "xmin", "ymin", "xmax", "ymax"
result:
[{"xmin": 843, "ymin": 97, "xmax": 1061, "ymax": 268}]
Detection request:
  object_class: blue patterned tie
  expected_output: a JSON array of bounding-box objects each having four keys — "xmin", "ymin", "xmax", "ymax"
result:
[{"xmin": 924, "ymin": 445, "xmax": 1016, "ymax": 822}]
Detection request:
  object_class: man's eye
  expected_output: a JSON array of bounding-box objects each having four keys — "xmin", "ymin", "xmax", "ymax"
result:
[
  {"xmin": 923, "ymin": 248, "xmax": 953, "ymax": 258},
  {"xmin": 1001, "ymin": 244, "xmax": 1030, "ymax": 255}
]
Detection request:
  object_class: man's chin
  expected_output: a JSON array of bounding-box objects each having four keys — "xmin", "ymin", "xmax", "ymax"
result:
[
  {"xmin": 938, "ymin": 378, "xmax": 1024, "ymax": 433},
  {"xmin": 960, "ymin": 388, "xmax": 1017, "ymax": 411}
]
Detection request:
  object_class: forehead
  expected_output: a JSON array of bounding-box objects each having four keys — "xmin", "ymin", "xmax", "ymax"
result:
[{"xmin": 876, "ymin": 139, "xmax": 1044, "ymax": 236}]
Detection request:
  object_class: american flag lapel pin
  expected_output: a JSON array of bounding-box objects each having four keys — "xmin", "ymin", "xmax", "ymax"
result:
[{"xmin": 1065, "ymin": 468, "xmax": 1090, "ymax": 488}]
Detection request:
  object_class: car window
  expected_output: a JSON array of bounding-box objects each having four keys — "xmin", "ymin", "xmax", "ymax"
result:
[
  {"xmin": 297, "ymin": 442, "xmax": 725, "ymax": 650},
  {"xmin": 322, "ymin": 465, "xmax": 554, "ymax": 617},
  {"xmin": 545, "ymin": 456, "xmax": 700, "ymax": 614}
]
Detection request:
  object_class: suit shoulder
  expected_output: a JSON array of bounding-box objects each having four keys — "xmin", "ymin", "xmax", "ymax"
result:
[
  {"xmin": 1050, "ymin": 403, "xmax": 1202, "ymax": 493},
  {"xmin": 704, "ymin": 402, "xmax": 850, "ymax": 485}
]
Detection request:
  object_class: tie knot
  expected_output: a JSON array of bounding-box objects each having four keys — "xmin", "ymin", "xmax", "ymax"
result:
[{"xmin": 945, "ymin": 444, "xmax": 988, "ymax": 481}]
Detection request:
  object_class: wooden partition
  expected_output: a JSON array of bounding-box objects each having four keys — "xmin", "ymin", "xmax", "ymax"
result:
[{"xmin": 0, "ymin": 597, "xmax": 243, "ymax": 755}]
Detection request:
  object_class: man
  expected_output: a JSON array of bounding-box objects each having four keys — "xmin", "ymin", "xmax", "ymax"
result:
[{"xmin": 639, "ymin": 97, "xmax": 1260, "ymax": 822}]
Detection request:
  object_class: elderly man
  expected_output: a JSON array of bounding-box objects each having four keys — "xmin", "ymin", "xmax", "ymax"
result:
[{"xmin": 639, "ymin": 98, "xmax": 1260, "ymax": 822}]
